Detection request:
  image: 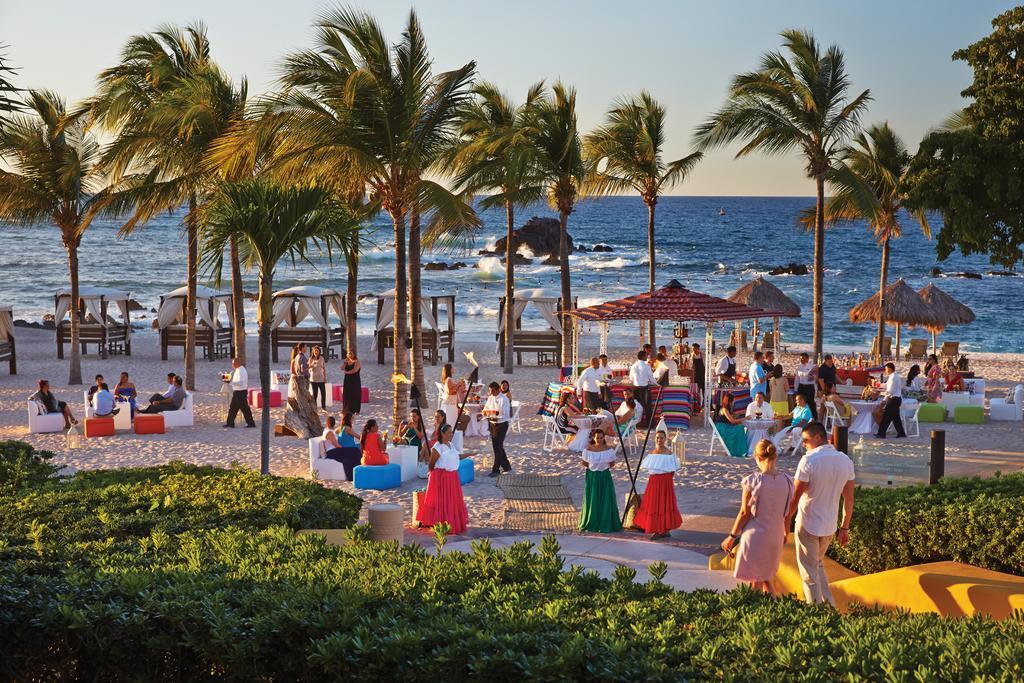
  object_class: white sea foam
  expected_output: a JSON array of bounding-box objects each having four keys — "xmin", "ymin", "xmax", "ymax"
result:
[
  {"xmin": 465, "ymin": 304, "xmax": 498, "ymax": 317},
  {"xmin": 474, "ymin": 256, "xmax": 504, "ymax": 281},
  {"xmin": 517, "ymin": 245, "xmax": 535, "ymax": 259}
]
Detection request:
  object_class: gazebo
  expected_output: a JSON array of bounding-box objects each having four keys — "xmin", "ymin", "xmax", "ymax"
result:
[
  {"xmin": 156, "ymin": 285, "xmax": 234, "ymax": 361},
  {"xmin": 54, "ymin": 286, "xmax": 132, "ymax": 359},
  {"xmin": 496, "ymin": 291, "xmax": 573, "ymax": 366},
  {"xmin": 918, "ymin": 284, "xmax": 976, "ymax": 355},
  {"xmin": 270, "ymin": 286, "xmax": 345, "ymax": 362},
  {"xmin": 848, "ymin": 279, "xmax": 942, "ymax": 360},
  {"xmin": 0, "ymin": 305, "xmax": 15, "ymax": 374},
  {"xmin": 571, "ymin": 279, "xmax": 770, "ymax": 425},
  {"xmin": 727, "ymin": 277, "xmax": 801, "ymax": 352},
  {"xmin": 373, "ymin": 292, "xmax": 456, "ymax": 365}
]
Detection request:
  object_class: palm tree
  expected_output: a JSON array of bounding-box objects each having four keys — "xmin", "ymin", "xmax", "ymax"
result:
[
  {"xmin": 694, "ymin": 29, "xmax": 871, "ymax": 360},
  {"xmin": 535, "ymin": 82, "xmax": 587, "ymax": 361},
  {"xmin": 85, "ymin": 23, "xmax": 247, "ymax": 388},
  {"xmin": 235, "ymin": 7, "xmax": 475, "ymax": 423},
  {"xmin": 450, "ymin": 81, "xmax": 547, "ymax": 373},
  {"xmin": 585, "ymin": 92, "xmax": 703, "ymax": 346},
  {"xmin": 817, "ymin": 123, "xmax": 930, "ymax": 361},
  {"xmin": 0, "ymin": 91, "xmax": 107, "ymax": 384},
  {"xmin": 201, "ymin": 179, "xmax": 360, "ymax": 474},
  {"xmin": 0, "ymin": 46, "xmax": 21, "ymax": 126}
]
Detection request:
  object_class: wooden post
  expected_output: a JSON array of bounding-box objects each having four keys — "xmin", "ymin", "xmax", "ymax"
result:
[
  {"xmin": 832, "ymin": 424, "xmax": 849, "ymax": 455},
  {"xmin": 929, "ymin": 429, "xmax": 945, "ymax": 485}
]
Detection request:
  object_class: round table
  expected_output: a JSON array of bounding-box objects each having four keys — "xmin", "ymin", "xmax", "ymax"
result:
[
  {"xmin": 568, "ymin": 415, "xmax": 597, "ymax": 452},
  {"xmin": 463, "ymin": 403, "xmax": 489, "ymax": 437},
  {"xmin": 744, "ymin": 418, "xmax": 776, "ymax": 455},
  {"xmin": 849, "ymin": 399, "xmax": 882, "ymax": 435}
]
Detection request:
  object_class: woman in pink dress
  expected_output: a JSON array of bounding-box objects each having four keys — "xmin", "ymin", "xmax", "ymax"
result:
[{"xmin": 721, "ymin": 439, "xmax": 793, "ymax": 593}]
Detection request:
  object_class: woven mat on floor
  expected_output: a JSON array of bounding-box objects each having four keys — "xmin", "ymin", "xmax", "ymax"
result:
[{"xmin": 500, "ymin": 474, "xmax": 577, "ymax": 532}]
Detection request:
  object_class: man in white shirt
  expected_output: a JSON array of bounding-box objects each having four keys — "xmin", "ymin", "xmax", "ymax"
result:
[
  {"xmin": 744, "ymin": 391, "xmax": 774, "ymax": 420},
  {"xmin": 629, "ymin": 351, "xmax": 656, "ymax": 422},
  {"xmin": 597, "ymin": 354, "xmax": 613, "ymax": 406},
  {"xmin": 653, "ymin": 352, "xmax": 678, "ymax": 387},
  {"xmin": 794, "ymin": 352, "xmax": 818, "ymax": 421},
  {"xmin": 875, "ymin": 362, "xmax": 906, "ymax": 438},
  {"xmin": 715, "ymin": 345, "xmax": 738, "ymax": 385},
  {"xmin": 785, "ymin": 422, "xmax": 855, "ymax": 605},
  {"xmin": 483, "ymin": 381, "xmax": 512, "ymax": 476},
  {"xmin": 224, "ymin": 358, "xmax": 256, "ymax": 428},
  {"xmin": 576, "ymin": 357, "xmax": 604, "ymax": 411}
]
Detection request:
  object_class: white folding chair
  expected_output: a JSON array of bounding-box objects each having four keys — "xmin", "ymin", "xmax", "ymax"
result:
[
  {"xmin": 509, "ymin": 401, "xmax": 523, "ymax": 433},
  {"xmin": 617, "ymin": 416, "xmax": 640, "ymax": 450},
  {"xmin": 708, "ymin": 422, "xmax": 732, "ymax": 457},
  {"xmin": 823, "ymin": 401, "xmax": 845, "ymax": 433},
  {"xmin": 772, "ymin": 425, "xmax": 804, "ymax": 456},
  {"xmin": 434, "ymin": 382, "xmax": 445, "ymax": 410},
  {"xmin": 901, "ymin": 400, "xmax": 921, "ymax": 438},
  {"xmin": 541, "ymin": 414, "xmax": 568, "ymax": 452}
]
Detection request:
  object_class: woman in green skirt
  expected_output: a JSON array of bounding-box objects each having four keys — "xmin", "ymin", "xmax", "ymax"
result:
[{"xmin": 579, "ymin": 429, "xmax": 622, "ymax": 533}]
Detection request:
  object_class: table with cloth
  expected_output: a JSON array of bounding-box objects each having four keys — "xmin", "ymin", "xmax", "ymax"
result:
[
  {"xmin": 462, "ymin": 402, "xmax": 490, "ymax": 437},
  {"xmin": 849, "ymin": 399, "xmax": 883, "ymax": 434},
  {"xmin": 743, "ymin": 417, "xmax": 776, "ymax": 455},
  {"xmin": 609, "ymin": 384, "xmax": 691, "ymax": 430},
  {"xmin": 836, "ymin": 368, "xmax": 877, "ymax": 386}
]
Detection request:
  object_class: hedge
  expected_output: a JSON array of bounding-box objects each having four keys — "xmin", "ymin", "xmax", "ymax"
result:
[
  {"xmin": 2, "ymin": 441, "xmax": 1023, "ymax": 680},
  {"xmin": 834, "ymin": 472, "xmax": 1024, "ymax": 575}
]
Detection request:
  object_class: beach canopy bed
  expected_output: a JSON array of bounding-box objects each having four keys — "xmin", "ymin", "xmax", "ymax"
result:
[
  {"xmin": 726, "ymin": 277, "xmax": 801, "ymax": 352},
  {"xmin": 270, "ymin": 286, "xmax": 345, "ymax": 362},
  {"xmin": 917, "ymin": 284, "xmax": 975, "ymax": 357},
  {"xmin": 0, "ymin": 305, "xmax": 15, "ymax": 374},
  {"xmin": 373, "ymin": 291, "xmax": 455, "ymax": 365},
  {"xmin": 571, "ymin": 279, "xmax": 770, "ymax": 426},
  {"xmin": 156, "ymin": 285, "xmax": 234, "ymax": 361},
  {"xmin": 496, "ymin": 291, "xmax": 574, "ymax": 366},
  {"xmin": 848, "ymin": 279, "xmax": 942, "ymax": 362},
  {"xmin": 54, "ymin": 286, "xmax": 132, "ymax": 359}
]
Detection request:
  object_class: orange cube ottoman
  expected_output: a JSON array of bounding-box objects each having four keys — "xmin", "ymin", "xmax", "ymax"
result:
[
  {"xmin": 134, "ymin": 414, "xmax": 165, "ymax": 435},
  {"xmin": 84, "ymin": 417, "xmax": 115, "ymax": 438}
]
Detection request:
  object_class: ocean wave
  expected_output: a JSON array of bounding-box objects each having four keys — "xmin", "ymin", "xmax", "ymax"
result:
[
  {"xmin": 474, "ymin": 256, "xmax": 504, "ymax": 281},
  {"xmin": 573, "ymin": 256, "xmax": 644, "ymax": 270},
  {"xmin": 465, "ymin": 304, "xmax": 498, "ymax": 317}
]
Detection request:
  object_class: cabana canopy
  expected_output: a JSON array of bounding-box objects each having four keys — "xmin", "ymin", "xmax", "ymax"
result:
[
  {"xmin": 54, "ymin": 286, "xmax": 131, "ymax": 325},
  {"xmin": 158, "ymin": 285, "xmax": 234, "ymax": 361},
  {"xmin": 727, "ymin": 277, "xmax": 801, "ymax": 317},
  {"xmin": 271, "ymin": 286, "xmax": 344, "ymax": 329},
  {"xmin": 373, "ymin": 290, "xmax": 456, "ymax": 364},
  {"xmin": 572, "ymin": 279, "xmax": 770, "ymax": 323},
  {"xmin": 0, "ymin": 305, "xmax": 14, "ymax": 374},
  {"xmin": 496, "ymin": 290, "xmax": 571, "ymax": 366},
  {"xmin": 54, "ymin": 286, "xmax": 132, "ymax": 359},
  {"xmin": 497, "ymin": 290, "xmax": 563, "ymax": 334},
  {"xmin": 157, "ymin": 285, "xmax": 232, "ymax": 329}
]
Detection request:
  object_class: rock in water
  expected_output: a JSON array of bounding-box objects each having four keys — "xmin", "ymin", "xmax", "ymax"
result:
[
  {"xmin": 767, "ymin": 263, "xmax": 808, "ymax": 276},
  {"xmin": 493, "ymin": 216, "xmax": 573, "ymax": 258},
  {"xmin": 284, "ymin": 376, "xmax": 322, "ymax": 438},
  {"xmin": 591, "ymin": 244, "xmax": 613, "ymax": 252}
]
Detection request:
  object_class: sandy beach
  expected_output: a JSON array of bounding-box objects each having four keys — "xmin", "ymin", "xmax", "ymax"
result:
[{"xmin": 3, "ymin": 327, "xmax": 1023, "ymax": 539}]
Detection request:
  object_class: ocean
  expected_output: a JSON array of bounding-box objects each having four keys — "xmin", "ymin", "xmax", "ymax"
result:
[{"xmin": 1, "ymin": 196, "xmax": 1020, "ymax": 353}]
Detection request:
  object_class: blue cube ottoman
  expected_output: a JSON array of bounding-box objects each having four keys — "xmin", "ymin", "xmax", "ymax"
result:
[
  {"xmin": 458, "ymin": 457, "xmax": 474, "ymax": 485},
  {"xmin": 353, "ymin": 463, "xmax": 401, "ymax": 490}
]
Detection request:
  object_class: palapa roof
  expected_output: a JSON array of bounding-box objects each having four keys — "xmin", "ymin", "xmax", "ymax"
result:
[
  {"xmin": 848, "ymin": 278, "xmax": 942, "ymax": 328},
  {"xmin": 918, "ymin": 284, "xmax": 975, "ymax": 333},
  {"xmin": 572, "ymin": 279, "xmax": 769, "ymax": 323},
  {"xmin": 727, "ymin": 277, "xmax": 801, "ymax": 318}
]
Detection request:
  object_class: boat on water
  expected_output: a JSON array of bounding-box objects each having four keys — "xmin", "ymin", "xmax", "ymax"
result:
[{"xmin": 718, "ymin": 208, "xmax": 726, "ymax": 216}]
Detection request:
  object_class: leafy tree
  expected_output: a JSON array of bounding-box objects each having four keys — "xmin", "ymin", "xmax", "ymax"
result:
[
  {"xmin": 695, "ymin": 30, "xmax": 871, "ymax": 359},
  {"xmin": 201, "ymin": 180, "xmax": 360, "ymax": 474},
  {"xmin": 585, "ymin": 92, "xmax": 703, "ymax": 345},
  {"xmin": 0, "ymin": 91, "xmax": 107, "ymax": 385},
  {"xmin": 906, "ymin": 6, "xmax": 1024, "ymax": 268}
]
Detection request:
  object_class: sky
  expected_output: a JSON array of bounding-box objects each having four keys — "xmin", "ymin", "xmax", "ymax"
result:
[{"xmin": 1, "ymin": 0, "xmax": 1014, "ymax": 195}]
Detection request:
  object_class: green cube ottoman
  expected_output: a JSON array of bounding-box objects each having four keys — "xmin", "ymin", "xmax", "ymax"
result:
[
  {"xmin": 954, "ymin": 405, "xmax": 985, "ymax": 424},
  {"xmin": 917, "ymin": 403, "xmax": 946, "ymax": 423}
]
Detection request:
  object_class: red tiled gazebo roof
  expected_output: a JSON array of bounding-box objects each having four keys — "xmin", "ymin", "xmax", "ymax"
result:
[{"xmin": 571, "ymin": 279, "xmax": 771, "ymax": 323}]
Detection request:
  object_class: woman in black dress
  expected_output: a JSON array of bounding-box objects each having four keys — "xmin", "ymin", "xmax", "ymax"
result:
[
  {"xmin": 691, "ymin": 343, "xmax": 706, "ymax": 412},
  {"xmin": 342, "ymin": 350, "xmax": 362, "ymax": 414}
]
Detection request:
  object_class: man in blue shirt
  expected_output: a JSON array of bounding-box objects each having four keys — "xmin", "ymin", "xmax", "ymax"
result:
[
  {"xmin": 92, "ymin": 383, "xmax": 118, "ymax": 417},
  {"xmin": 748, "ymin": 351, "xmax": 767, "ymax": 399}
]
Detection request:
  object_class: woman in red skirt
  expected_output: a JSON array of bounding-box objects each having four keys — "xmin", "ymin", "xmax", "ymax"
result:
[
  {"xmin": 415, "ymin": 424, "xmax": 468, "ymax": 534},
  {"xmin": 634, "ymin": 430, "xmax": 682, "ymax": 540}
]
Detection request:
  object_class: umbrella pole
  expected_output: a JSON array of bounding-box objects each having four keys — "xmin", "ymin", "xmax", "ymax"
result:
[
  {"xmin": 895, "ymin": 323, "xmax": 901, "ymax": 362},
  {"xmin": 773, "ymin": 317, "xmax": 780, "ymax": 354}
]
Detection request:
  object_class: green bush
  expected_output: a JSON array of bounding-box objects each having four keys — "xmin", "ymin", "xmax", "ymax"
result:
[
  {"xmin": 835, "ymin": 473, "xmax": 1024, "ymax": 575},
  {"xmin": 0, "ymin": 439, "xmax": 59, "ymax": 495}
]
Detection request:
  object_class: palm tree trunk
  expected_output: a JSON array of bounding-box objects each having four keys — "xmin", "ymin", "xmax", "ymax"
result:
[
  {"xmin": 229, "ymin": 236, "xmax": 245, "ymax": 364},
  {"xmin": 185, "ymin": 195, "xmax": 198, "ymax": 392},
  {"xmin": 345, "ymin": 229, "xmax": 359, "ymax": 355},
  {"xmin": 646, "ymin": 199, "xmax": 656, "ymax": 347},
  {"xmin": 65, "ymin": 239, "xmax": 83, "ymax": 385},
  {"xmin": 408, "ymin": 206, "xmax": 427, "ymax": 402},
  {"xmin": 257, "ymin": 271, "xmax": 273, "ymax": 475},
  {"xmin": 812, "ymin": 174, "xmax": 826, "ymax": 362},
  {"xmin": 558, "ymin": 207, "xmax": 572, "ymax": 363},
  {"xmin": 876, "ymin": 236, "xmax": 891, "ymax": 364},
  {"xmin": 503, "ymin": 199, "xmax": 515, "ymax": 374},
  {"xmin": 392, "ymin": 210, "xmax": 410, "ymax": 425}
]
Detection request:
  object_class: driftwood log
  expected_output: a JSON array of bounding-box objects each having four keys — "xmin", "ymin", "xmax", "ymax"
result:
[{"xmin": 283, "ymin": 375, "xmax": 322, "ymax": 438}]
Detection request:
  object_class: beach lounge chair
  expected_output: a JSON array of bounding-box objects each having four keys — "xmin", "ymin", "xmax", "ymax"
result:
[
  {"xmin": 904, "ymin": 339, "xmax": 928, "ymax": 360},
  {"xmin": 941, "ymin": 341, "xmax": 960, "ymax": 360},
  {"xmin": 869, "ymin": 335, "xmax": 892, "ymax": 360},
  {"xmin": 541, "ymin": 414, "xmax": 568, "ymax": 452}
]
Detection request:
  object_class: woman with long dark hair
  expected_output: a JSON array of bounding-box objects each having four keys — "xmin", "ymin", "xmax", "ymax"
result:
[
  {"xmin": 342, "ymin": 349, "xmax": 362, "ymax": 414},
  {"xmin": 360, "ymin": 418, "xmax": 388, "ymax": 466}
]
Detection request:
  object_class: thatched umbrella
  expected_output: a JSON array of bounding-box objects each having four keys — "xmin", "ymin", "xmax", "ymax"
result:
[
  {"xmin": 848, "ymin": 278, "xmax": 942, "ymax": 359},
  {"xmin": 918, "ymin": 284, "xmax": 976, "ymax": 354},
  {"xmin": 727, "ymin": 277, "xmax": 801, "ymax": 351}
]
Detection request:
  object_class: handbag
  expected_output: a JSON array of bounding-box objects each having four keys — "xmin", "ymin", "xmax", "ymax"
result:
[{"xmin": 708, "ymin": 547, "xmax": 736, "ymax": 571}]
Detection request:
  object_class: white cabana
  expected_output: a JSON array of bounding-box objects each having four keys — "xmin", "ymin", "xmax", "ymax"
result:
[
  {"xmin": 270, "ymin": 286, "xmax": 345, "ymax": 361},
  {"xmin": 157, "ymin": 285, "xmax": 235, "ymax": 361},
  {"xmin": 373, "ymin": 290, "xmax": 456, "ymax": 365},
  {"xmin": 496, "ymin": 290, "xmax": 571, "ymax": 366},
  {"xmin": 0, "ymin": 305, "xmax": 15, "ymax": 374},
  {"xmin": 54, "ymin": 286, "xmax": 132, "ymax": 359}
]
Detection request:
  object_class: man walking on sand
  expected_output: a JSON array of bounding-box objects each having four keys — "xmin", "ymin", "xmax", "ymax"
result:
[
  {"xmin": 785, "ymin": 421, "xmax": 855, "ymax": 605},
  {"xmin": 224, "ymin": 357, "xmax": 256, "ymax": 428}
]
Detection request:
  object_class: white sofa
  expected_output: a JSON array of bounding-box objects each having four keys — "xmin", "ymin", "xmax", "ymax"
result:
[
  {"xmin": 308, "ymin": 436, "xmax": 348, "ymax": 481},
  {"xmin": 990, "ymin": 385, "xmax": 1024, "ymax": 422},
  {"xmin": 27, "ymin": 401, "xmax": 65, "ymax": 434},
  {"xmin": 161, "ymin": 392, "xmax": 194, "ymax": 428}
]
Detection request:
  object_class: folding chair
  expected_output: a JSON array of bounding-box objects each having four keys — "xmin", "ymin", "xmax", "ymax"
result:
[
  {"xmin": 434, "ymin": 382, "xmax": 446, "ymax": 410},
  {"xmin": 823, "ymin": 401, "xmax": 845, "ymax": 434},
  {"xmin": 541, "ymin": 414, "xmax": 568, "ymax": 452},
  {"xmin": 772, "ymin": 426, "xmax": 804, "ymax": 457},
  {"xmin": 708, "ymin": 422, "xmax": 732, "ymax": 457},
  {"xmin": 901, "ymin": 400, "xmax": 921, "ymax": 437},
  {"xmin": 618, "ymin": 417, "xmax": 640, "ymax": 451},
  {"xmin": 509, "ymin": 401, "xmax": 523, "ymax": 433}
]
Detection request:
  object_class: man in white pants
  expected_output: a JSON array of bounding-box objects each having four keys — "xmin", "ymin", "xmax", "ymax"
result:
[{"xmin": 785, "ymin": 421, "xmax": 855, "ymax": 605}]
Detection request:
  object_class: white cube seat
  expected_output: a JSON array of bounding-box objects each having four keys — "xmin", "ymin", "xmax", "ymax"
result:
[
  {"xmin": 386, "ymin": 445, "xmax": 419, "ymax": 482},
  {"xmin": 308, "ymin": 436, "xmax": 348, "ymax": 481}
]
